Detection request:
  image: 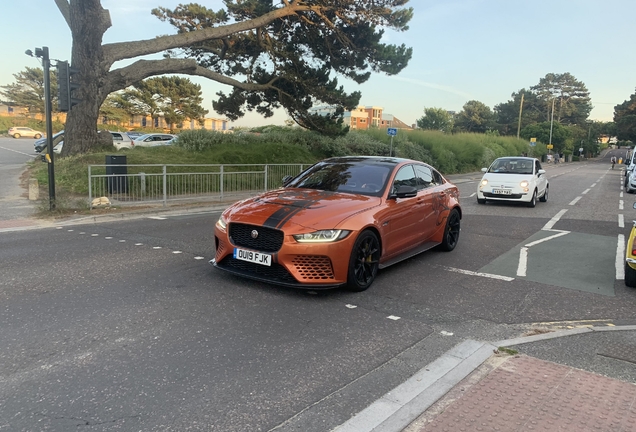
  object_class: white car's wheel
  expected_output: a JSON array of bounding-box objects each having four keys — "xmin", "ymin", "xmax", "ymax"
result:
[
  {"xmin": 527, "ymin": 190, "xmax": 537, "ymax": 208},
  {"xmin": 539, "ymin": 185, "xmax": 549, "ymax": 202}
]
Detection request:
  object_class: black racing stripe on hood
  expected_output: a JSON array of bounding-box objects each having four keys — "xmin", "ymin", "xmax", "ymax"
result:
[{"xmin": 262, "ymin": 199, "xmax": 320, "ymax": 229}]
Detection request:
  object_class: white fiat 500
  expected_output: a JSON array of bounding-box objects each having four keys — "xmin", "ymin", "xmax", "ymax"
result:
[{"xmin": 477, "ymin": 157, "xmax": 548, "ymax": 207}]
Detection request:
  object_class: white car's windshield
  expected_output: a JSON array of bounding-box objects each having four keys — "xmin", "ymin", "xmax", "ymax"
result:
[{"xmin": 488, "ymin": 159, "xmax": 533, "ymax": 175}]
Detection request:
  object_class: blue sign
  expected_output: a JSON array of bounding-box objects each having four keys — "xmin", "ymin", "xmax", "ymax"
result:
[{"xmin": 387, "ymin": 127, "xmax": 397, "ymax": 136}]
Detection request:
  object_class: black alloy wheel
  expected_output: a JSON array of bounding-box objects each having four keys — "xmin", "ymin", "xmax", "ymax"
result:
[
  {"xmin": 347, "ymin": 230, "xmax": 380, "ymax": 292},
  {"xmin": 439, "ymin": 209, "xmax": 461, "ymax": 251},
  {"xmin": 527, "ymin": 190, "xmax": 537, "ymax": 208}
]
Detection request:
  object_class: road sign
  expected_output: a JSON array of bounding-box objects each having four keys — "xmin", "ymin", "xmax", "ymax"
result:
[
  {"xmin": 546, "ymin": 144, "xmax": 553, "ymax": 149},
  {"xmin": 387, "ymin": 127, "xmax": 397, "ymax": 137},
  {"xmin": 530, "ymin": 137, "xmax": 536, "ymax": 142}
]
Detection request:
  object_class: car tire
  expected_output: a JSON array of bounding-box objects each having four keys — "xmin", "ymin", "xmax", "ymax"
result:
[
  {"xmin": 439, "ymin": 209, "xmax": 461, "ymax": 252},
  {"xmin": 13, "ymin": 133, "xmax": 20, "ymax": 139},
  {"xmin": 527, "ymin": 190, "xmax": 537, "ymax": 208},
  {"xmin": 34, "ymin": 134, "xmax": 42, "ymax": 139},
  {"xmin": 346, "ymin": 230, "xmax": 380, "ymax": 292},
  {"xmin": 539, "ymin": 185, "xmax": 549, "ymax": 202},
  {"xmin": 625, "ymin": 262, "xmax": 636, "ymax": 288},
  {"xmin": 477, "ymin": 198, "xmax": 486, "ymax": 204}
]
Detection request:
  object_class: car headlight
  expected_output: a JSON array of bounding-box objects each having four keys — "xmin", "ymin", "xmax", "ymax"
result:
[
  {"xmin": 293, "ymin": 229, "xmax": 351, "ymax": 243},
  {"xmin": 216, "ymin": 215, "xmax": 227, "ymax": 230},
  {"xmin": 480, "ymin": 179, "xmax": 488, "ymax": 186},
  {"xmin": 519, "ymin": 180, "xmax": 529, "ymax": 188}
]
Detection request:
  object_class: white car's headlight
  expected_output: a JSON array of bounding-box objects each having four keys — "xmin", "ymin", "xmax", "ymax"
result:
[
  {"xmin": 480, "ymin": 179, "xmax": 488, "ymax": 186},
  {"xmin": 216, "ymin": 215, "xmax": 227, "ymax": 230},
  {"xmin": 293, "ymin": 229, "xmax": 351, "ymax": 243},
  {"xmin": 519, "ymin": 180, "xmax": 529, "ymax": 188}
]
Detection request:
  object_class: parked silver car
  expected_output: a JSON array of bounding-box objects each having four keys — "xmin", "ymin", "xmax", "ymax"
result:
[
  {"xmin": 132, "ymin": 133, "xmax": 177, "ymax": 147},
  {"xmin": 8, "ymin": 126, "xmax": 43, "ymax": 139}
]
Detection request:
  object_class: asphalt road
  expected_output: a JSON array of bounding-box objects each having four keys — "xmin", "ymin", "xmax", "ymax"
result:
[{"xmin": 1, "ymin": 148, "xmax": 635, "ymax": 431}]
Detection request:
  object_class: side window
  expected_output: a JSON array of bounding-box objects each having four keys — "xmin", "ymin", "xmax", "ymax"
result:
[
  {"xmin": 392, "ymin": 165, "xmax": 417, "ymax": 193},
  {"xmin": 414, "ymin": 165, "xmax": 433, "ymax": 190},
  {"xmin": 111, "ymin": 133, "xmax": 123, "ymax": 141},
  {"xmin": 431, "ymin": 169, "xmax": 443, "ymax": 186},
  {"xmin": 535, "ymin": 160, "xmax": 542, "ymax": 172}
]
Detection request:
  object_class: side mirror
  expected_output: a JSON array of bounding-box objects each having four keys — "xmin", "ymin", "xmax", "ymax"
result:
[
  {"xmin": 281, "ymin": 175, "xmax": 294, "ymax": 186},
  {"xmin": 538, "ymin": 169, "xmax": 546, "ymax": 175},
  {"xmin": 481, "ymin": 168, "xmax": 488, "ymax": 173},
  {"xmin": 389, "ymin": 185, "xmax": 417, "ymax": 199},
  {"xmin": 633, "ymin": 202, "xmax": 636, "ymax": 209}
]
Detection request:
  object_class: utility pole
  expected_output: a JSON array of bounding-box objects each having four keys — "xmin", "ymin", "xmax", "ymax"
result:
[
  {"xmin": 548, "ymin": 98, "xmax": 555, "ymax": 153},
  {"xmin": 516, "ymin": 93, "xmax": 524, "ymax": 139}
]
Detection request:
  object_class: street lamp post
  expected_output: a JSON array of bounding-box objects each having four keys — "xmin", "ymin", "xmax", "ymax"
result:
[{"xmin": 26, "ymin": 47, "xmax": 55, "ymax": 209}]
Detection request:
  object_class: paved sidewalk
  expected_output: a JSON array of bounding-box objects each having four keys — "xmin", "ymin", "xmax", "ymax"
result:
[{"xmin": 407, "ymin": 354, "xmax": 636, "ymax": 432}]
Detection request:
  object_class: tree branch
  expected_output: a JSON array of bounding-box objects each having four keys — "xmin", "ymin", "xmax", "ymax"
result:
[
  {"xmin": 54, "ymin": 0, "xmax": 71, "ymax": 28},
  {"xmin": 106, "ymin": 59, "xmax": 279, "ymax": 94},
  {"xmin": 102, "ymin": 4, "xmax": 325, "ymax": 65}
]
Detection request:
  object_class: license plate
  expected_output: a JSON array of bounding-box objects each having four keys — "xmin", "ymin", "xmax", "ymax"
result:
[
  {"xmin": 233, "ymin": 248, "xmax": 272, "ymax": 266},
  {"xmin": 492, "ymin": 189, "xmax": 511, "ymax": 195}
]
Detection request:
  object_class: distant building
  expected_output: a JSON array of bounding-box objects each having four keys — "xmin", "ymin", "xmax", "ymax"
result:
[{"xmin": 310, "ymin": 105, "xmax": 413, "ymax": 131}]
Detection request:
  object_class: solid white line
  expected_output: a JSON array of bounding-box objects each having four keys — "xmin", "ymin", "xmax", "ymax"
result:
[
  {"xmin": 582, "ymin": 188, "xmax": 590, "ymax": 195},
  {"xmin": 617, "ymin": 234, "xmax": 625, "ymax": 280},
  {"xmin": 569, "ymin": 196, "xmax": 582, "ymax": 205},
  {"xmin": 620, "ymin": 200, "xmax": 624, "ymax": 210},
  {"xmin": 517, "ymin": 247, "xmax": 528, "ymax": 277},
  {"xmin": 0, "ymin": 146, "xmax": 38, "ymax": 157},
  {"xmin": 542, "ymin": 209, "xmax": 568, "ymax": 230},
  {"xmin": 443, "ymin": 266, "xmax": 514, "ymax": 281},
  {"xmin": 619, "ymin": 214, "xmax": 625, "ymax": 228},
  {"xmin": 525, "ymin": 231, "xmax": 569, "ymax": 247},
  {"xmin": 148, "ymin": 216, "xmax": 167, "ymax": 220}
]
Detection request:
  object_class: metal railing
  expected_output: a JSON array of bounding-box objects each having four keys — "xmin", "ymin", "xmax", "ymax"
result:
[{"xmin": 88, "ymin": 163, "xmax": 309, "ymax": 209}]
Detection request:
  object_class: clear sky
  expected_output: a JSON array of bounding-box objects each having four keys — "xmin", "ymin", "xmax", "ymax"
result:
[{"xmin": 2, "ymin": 0, "xmax": 635, "ymax": 128}]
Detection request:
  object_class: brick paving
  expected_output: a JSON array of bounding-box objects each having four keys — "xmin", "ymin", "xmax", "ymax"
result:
[{"xmin": 412, "ymin": 355, "xmax": 636, "ymax": 432}]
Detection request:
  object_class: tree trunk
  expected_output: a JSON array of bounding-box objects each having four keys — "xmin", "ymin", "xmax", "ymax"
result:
[{"xmin": 62, "ymin": 0, "xmax": 112, "ymax": 156}]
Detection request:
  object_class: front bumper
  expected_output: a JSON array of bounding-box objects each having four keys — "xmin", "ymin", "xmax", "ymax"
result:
[{"xmin": 213, "ymin": 225, "xmax": 358, "ymax": 288}]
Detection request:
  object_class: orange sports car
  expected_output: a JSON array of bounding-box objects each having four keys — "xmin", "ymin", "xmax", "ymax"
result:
[{"xmin": 212, "ymin": 156, "xmax": 461, "ymax": 291}]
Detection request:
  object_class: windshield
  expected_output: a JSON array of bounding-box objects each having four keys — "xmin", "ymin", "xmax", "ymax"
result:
[
  {"xmin": 488, "ymin": 159, "xmax": 533, "ymax": 175},
  {"xmin": 286, "ymin": 161, "xmax": 392, "ymax": 196}
]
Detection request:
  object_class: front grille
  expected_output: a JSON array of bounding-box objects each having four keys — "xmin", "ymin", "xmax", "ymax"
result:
[
  {"xmin": 229, "ymin": 223, "xmax": 284, "ymax": 252},
  {"xmin": 218, "ymin": 256, "xmax": 297, "ymax": 284},
  {"xmin": 483, "ymin": 192, "xmax": 523, "ymax": 199},
  {"xmin": 292, "ymin": 255, "xmax": 335, "ymax": 280}
]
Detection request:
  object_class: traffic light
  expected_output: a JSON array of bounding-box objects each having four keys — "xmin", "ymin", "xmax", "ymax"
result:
[{"xmin": 56, "ymin": 61, "xmax": 80, "ymax": 112}]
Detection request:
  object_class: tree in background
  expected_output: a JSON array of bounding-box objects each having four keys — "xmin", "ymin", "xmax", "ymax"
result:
[
  {"xmin": 530, "ymin": 72, "xmax": 592, "ymax": 126},
  {"xmin": 520, "ymin": 121, "xmax": 570, "ymax": 153},
  {"xmin": 614, "ymin": 88, "xmax": 636, "ymax": 144},
  {"xmin": 122, "ymin": 77, "xmax": 208, "ymax": 132},
  {"xmin": 416, "ymin": 107, "xmax": 454, "ymax": 132},
  {"xmin": 454, "ymin": 100, "xmax": 494, "ymax": 133},
  {"xmin": 0, "ymin": 67, "xmax": 58, "ymax": 115},
  {"xmin": 99, "ymin": 94, "xmax": 133, "ymax": 127},
  {"xmin": 494, "ymin": 89, "xmax": 543, "ymax": 135},
  {"xmin": 53, "ymin": 0, "xmax": 413, "ymax": 155}
]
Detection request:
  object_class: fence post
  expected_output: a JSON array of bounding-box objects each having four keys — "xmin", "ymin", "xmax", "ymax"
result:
[
  {"xmin": 264, "ymin": 164, "xmax": 268, "ymax": 192},
  {"xmin": 220, "ymin": 165, "xmax": 224, "ymax": 200},
  {"xmin": 162, "ymin": 165, "xmax": 167, "ymax": 207},
  {"xmin": 88, "ymin": 165, "xmax": 93, "ymax": 210}
]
